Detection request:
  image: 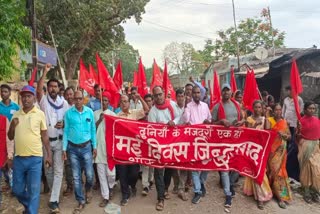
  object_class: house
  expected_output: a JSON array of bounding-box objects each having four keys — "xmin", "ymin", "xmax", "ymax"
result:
[{"xmin": 203, "ymin": 48, "xmax": 320, "ymax": 104}]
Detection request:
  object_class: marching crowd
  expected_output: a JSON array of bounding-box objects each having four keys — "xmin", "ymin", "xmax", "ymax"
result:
[{"xmin": 0, "ymin": 64, "xmax": 319, "ymax": 214}]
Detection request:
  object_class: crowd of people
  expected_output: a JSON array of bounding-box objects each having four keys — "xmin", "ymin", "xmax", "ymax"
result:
[{"xmin": 0, "ymin": 64, "xmax": 319, "ymax": 214}]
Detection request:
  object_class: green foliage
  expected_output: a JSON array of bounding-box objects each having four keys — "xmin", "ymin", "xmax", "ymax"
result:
[
  {"xmin": 0, "ymin": 0, "xmax": 31, "ymax": 80},
  {"xmin": 163, "ymin": 42, "xmax": 207, "ymax": 76},
  {"xmin": 201, "ymin": 9, "xmax": 285, "ymax": 61},
  {"xmin": 36, "ymin": 0, "xmax": 150, "ymax": 79}
]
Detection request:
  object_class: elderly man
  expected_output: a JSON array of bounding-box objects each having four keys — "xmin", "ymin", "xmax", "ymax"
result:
[
  {"xmin": 182, "ymin": 86, "xmax": 212, "ymax": 204},
  {"xmin": 63, "ymin": 91, "xmax": 97, "ymax": 214},
  {"xmin": 8, "ymin": 85, "xmax": 52, "ymax": 214},
  {"xmin": 212, "ymin": 83, "xmax": 245, "ymax": 208},
  {"xmin": 148, "ymin": 86, "xmax": 181, "ymax": 211},
  {"xmin": 94, "ymin": 91, "xmax": 116, "ymax": 207},
  {"xmin": 37, "ymin": 64, "xmax": 69, "ymax": 213},
  {"xmin": 117, "ymin": 94, "xmax": 149, "ymax": 206}
]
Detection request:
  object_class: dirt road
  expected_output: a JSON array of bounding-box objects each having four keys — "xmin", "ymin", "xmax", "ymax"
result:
[{"xmin": 2, "ymin": 172, "xmax": 320, "ymax": 214}]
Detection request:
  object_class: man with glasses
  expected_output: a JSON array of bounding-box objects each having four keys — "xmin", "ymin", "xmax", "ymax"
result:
[
  {"xmin": 117, "ymin": 94, "xmax": 149, "ymax": 206},
  {"xmin": 63, "ymin": 91, "xmax": 97, "ymax": 214},
  {"xmin": 148, "ymin": 86, "xmax": 181, "ymax": 211}
]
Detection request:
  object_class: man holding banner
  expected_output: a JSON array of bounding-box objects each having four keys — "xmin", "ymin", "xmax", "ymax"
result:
[
  {"xmin": 212, "ymin": 83, "xmax": 245, "ymax": 208},
  {"xmin": 148, "ymin": 86, "xmax": 181, "ymax": 211},
  {"xmin": 182, "ymin": 85, "xmax": 212, "ymax": 204},
  {"xmin": 117, "ymin": 94, "xmax": 149, "ymax": 206}
]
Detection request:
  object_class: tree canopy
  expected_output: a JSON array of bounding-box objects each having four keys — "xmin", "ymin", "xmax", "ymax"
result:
[
  {"xmin": 202, "ymin": 9, "xmax": 285, "ymax": 62},
  {"xmin": 36, "ymin": 0, "xmax": 150, "ymax": 80},
  {"xmin": 0, "ymin": 0, "xmax": 31, "ymax": 80},
  {"xmin": 163, "ymin": 42, "xmax": 207, "ymax": 76}
]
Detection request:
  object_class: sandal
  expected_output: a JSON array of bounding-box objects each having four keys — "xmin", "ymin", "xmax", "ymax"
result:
[
  {"xmin": 73, "ymin": 203, "xmax": 85, "ymax": 214},
  {"xmin": 303, "ymin": 195, "xmax": 312, "ymax": 204},
  {"xmin": 278, "ymin": 200, "xmax": 287, "ymax": 209},
  {"xmin": 257, "ymin": 201, "xmax": 264, "ymax": 210},
  {"xmin": 164, "ymin": 191, "xmax": 170, "ymax": 200},
  {"xmin": 156, "ymin": 200, "xmax": 164, "ymax": 211}
]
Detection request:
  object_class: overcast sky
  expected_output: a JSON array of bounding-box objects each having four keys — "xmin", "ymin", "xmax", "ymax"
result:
[{"xmin": 122, "ymin": 0, "xmax": 320, "ymax": 68}]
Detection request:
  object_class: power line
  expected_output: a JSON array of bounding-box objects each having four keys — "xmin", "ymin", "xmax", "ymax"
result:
[{"xmin": 143, "ymin": 20, "xmax": 212, "ymax": 40}]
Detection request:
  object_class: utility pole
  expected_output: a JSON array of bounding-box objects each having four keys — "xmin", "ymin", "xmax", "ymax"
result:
[
  {"xmin": 49, "ymin": 26, "xmax": 68, "ymax": 87},
  {"xmin": 268, "ymin": 6, "xmax": 276, "ymax": 56},
  {"xmin": 31, "ymin": 0, "xmax": 37, "ymax": 70},
  {"xmin": 232, "ymin": 0, "xmax": 241, "ymax": 71}
]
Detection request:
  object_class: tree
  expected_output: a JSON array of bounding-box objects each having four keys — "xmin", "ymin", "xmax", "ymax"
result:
[
  {"xmin": 0, "ymin": 0, "xmax": 31, "ymax": 80},
  {"xmin": 36, "ymin": 0, "xmax": 149, "ymax": 80},
  {"xmin": 163, "ymin": 42, "xmax": 207, "ymax": 76},
  {"xmin": 204, "ymin": 9, "xmax": 285, "ymax": 60}
]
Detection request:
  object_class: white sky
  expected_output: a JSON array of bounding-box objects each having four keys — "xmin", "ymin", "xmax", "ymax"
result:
[{"xmin": 122, "ymin": 0, "xmax": 320, "ymax": 68}]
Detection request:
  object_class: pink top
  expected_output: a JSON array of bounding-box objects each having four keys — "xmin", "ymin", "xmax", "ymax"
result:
[
  {"xmin": 300, "ymin": 115, "xmax": 320, "ymax": 140},
  {"xmin": 182, "ymin": 100, "xmax": 212, "ymax": 125}
]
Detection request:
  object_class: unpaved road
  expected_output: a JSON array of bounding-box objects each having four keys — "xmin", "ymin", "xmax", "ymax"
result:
[{"xmin": 2, "ymin": 172, "xmax": 320, "ymax": 214}]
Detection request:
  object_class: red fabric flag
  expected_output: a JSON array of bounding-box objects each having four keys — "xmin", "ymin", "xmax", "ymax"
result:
[
  {"xmin": 132, "ymin": 71, "xmax": 138, "ymax": 87},
  {"xmin": 243, "ymin": 70, "xmax": 260, "ymax": 111},
  {"xmin": 150, "ymin": 59, "xmax": 163, "ymax": 92},
  {"xmin": 290, "ymin": 58, "xmax": 303, "ymax": 120},
  {"xmin": 113, "ymin": 61, "xmax": 123, "ymax": 91},
  {"xmin": 230, "ymin": 67, "xmax": 237, "ymax": 93},
  {"xmin": 79, "ymin": 59, "xmax": 95, "ymax": 96},
  {"xmin": 96, "ymin": 53, "xmax": 120, "ymax": 108},
  {"xmin": 28, "ymin": 67, "xmax": 37, "ymax": 86},
  {"xmin": 89, "ymin": 64, "xmax": 99, "ymax": 85},
  {"xmin": 162, "ymin": 61, "xmax": 176, "ymax": 101},
  {"xmin": 210, "ymin": 70, "xmax": 221, "ymax": 109},
  {"xmin": 137, "ymin": 58, "xmax": 148, "ymax": 97},
  {"xmin": 201, "ymin": 79, "xmax": 206, "ymax": 87}
]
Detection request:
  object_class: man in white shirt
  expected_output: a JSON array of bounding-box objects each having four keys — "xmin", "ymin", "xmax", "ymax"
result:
[
  {"xmin": 282, "ymin": 85, "xmax": 304, "ymax": 182},
  {"xmin": 129, "ymin": 87, "xmax": 143, "ymax": 110},
  {"xmin": 148, "ymin": 86, "xmax": 181, "ymax": 211},
  {"xmin": 94, "ymin": 91, "xmax": 116, "ymax": 207},
  {"xmin": 37, "ymin": 64, "xmax": 69, "ymax": 213}
]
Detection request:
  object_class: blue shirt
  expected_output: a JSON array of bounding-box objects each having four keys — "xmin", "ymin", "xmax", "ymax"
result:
[
  {"xmin": 87, "ymin": 97, "xmax": 114, "ymax": 112},
  {"xmin": 63, "ymin": 106, "xmax": 97, "ymax": 151},
  {"xmin": 0, "ymin": 100, "xmax": 20, "ymax": 121}
]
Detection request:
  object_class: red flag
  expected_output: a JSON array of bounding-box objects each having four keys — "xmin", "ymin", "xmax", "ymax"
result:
[
  {"xmin": 96, "ymin": 53, "xmax": 120, "ymax": 108},
  {"xmin": 28, "ymin": 67, "xmax": 37, "ymax": 86},
  {"xmin": 201, "ymin": 79, "xmax": 206, "ymax": 87},
  {"xmin": 79, "ymin": 59, "xmax": 95, "ymax": 96},
  {"xmin": 150, "ymin": 59, "xmax": 163, "ymax": 91},
  {"xmin": 162, "ymin": 61, "xmax": 176, "ymax": 101},
  {"xmin": 230, "ymin": 67, "xmax": 237, "ymax": 93},
  {"xmin": 89, "ymin": 64, "xmax": 99, "ymax": 85},
  {"xmin": 132, "ymin": 71, "xmax": 138, "ymax": 87},
  {"xmin": 243, "ymin": 70, "xmax": 260, "ymax": 111},
  {"xmin": 210, "ymin": 70, "xmax": 221, "ymax": 109},
  {"xmin": 290, "ymin": 58, "xmax": 303, "ymax": 120},
  {"xmin": 137, "ymin": 58, "xmax": 148, "ymax": 97},
  {"xmin": 113, "ymin": 61, "xmax": 123, "ymax": 91}
]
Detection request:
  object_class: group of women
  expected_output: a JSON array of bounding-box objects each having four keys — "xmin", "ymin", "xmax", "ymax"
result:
[{"xmin": 233, "ymin": 90, "xmax": 320, "ymax": 209}]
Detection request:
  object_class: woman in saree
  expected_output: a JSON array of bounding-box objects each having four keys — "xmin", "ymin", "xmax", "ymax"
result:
[
  {"xmin": 297, "ymin": 101, "xmax": 320, "ymax": 203},
  {"xmin": 266, "ymin": 103, "xmax": 292, "ymax": 209},
  {"xmin": 243, "ymin": 100, "xmax": 273, "ymax": 209}
]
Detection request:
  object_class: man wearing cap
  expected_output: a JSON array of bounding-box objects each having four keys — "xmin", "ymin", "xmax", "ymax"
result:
[
  {"xmin": 63, "ymin": 90, "xmax": 97, "ymax": 213},
  {"xmin": 94, "ymin": 91, "xmax": 116, "ymax": 207},
  {"xmin": 117, "ymin": 94, "xmax": 149, "ymax": 206},
  {"xmin": 8, "ymin": 85, "xmax": 52, "ymax": 214},
  {"xmin": 37, "ymin": 64, "xmax": 69, "ymax": 213},
  {"xmin": 212, "ymin": 83, "xmax": 245, "ymax": 208},
  {"xmin": 182, "ymin": 86, "xmax": 212, "ymax": 204}
]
